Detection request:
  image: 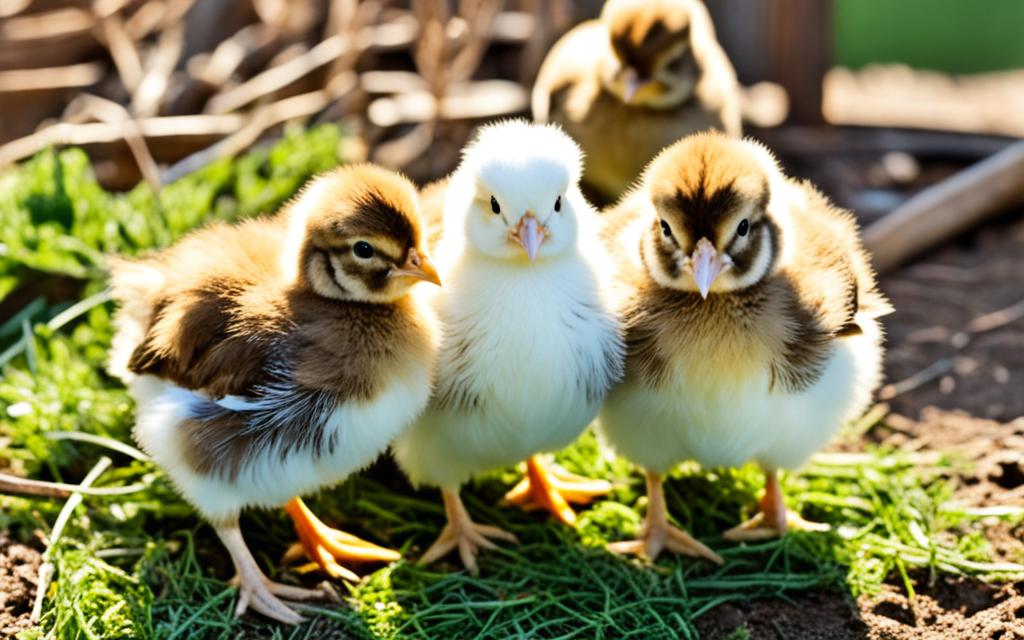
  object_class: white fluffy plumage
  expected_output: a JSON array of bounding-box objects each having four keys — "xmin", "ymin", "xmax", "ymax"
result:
[{"xmin": 392, "ymin": 120, "xmax": 624, "ymax": 490}]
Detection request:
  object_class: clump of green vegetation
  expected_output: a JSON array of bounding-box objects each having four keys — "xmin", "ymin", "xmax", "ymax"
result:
[{"xmin": 0, "ymin": 127, "xmax": 1020, "ymax": 639}]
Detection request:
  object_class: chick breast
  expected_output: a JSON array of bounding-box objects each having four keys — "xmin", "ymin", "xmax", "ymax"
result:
[{"xmin": 392, "ymin": 251, "xmax": 623, "ymax": 489}]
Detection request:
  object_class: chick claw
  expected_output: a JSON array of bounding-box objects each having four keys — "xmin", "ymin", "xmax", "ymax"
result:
[
  {"xmin": 722, "ymin": 510, "xmax": 830, "ymax": 542},
  {"xmin": 606, "ymin": 471, "xmax": 723, "ymax": 565},
  {"xmin": 722, "ymin": 469, "xmax": 829, "ymax": 542},
  {"xmin": 502, "ymin": 456, "xmax": 612, "ymax": 526},
  {"xmin": 419, "ymin": 489, "xmax": 518, "ymax": 575},
  {"xmin": 228, "ymin": 573, "xmax": 325, "ymax": 625},
  {"xmin": 607, "ymin": 520, "xmax": 723, "ymax": 564},
  {"xmin": 284, "ymin": 497, "xmax": 401, "ymax": 581}
]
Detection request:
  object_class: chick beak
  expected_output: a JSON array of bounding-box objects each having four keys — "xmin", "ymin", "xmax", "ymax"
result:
[
  {"xmin": 623, "ymin": 67, "xmax": 651, "ymax": 104},
  {"xmin": 689, "ymin": 237, "xmax": 732, "ymax": 299},
  {"xmin": 392, "ymin": 247, "xmax": 442, "ymax": 286},
  {"xmin": 513, "ymin": 214, "xmax": 545, "ymax": 262}
]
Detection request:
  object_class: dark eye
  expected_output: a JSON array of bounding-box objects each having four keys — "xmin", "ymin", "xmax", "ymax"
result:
[
  {"xmin": 660, "ymin": 219, "xmax": 673, "ymax": 237},
  {"xmin": 737, "ymin": 219, "xmax": 749, "ymax": 237},
  {"xmin": 353, "ymin": 241, "xmax": 374, "ymax": 259},
  {"xmin": 490, "ymin": 196, "xmax": 500, "ymax": 215},
  {"xmin": 554, "ymin": 196, "xmax": 562, "ymax": 212}
]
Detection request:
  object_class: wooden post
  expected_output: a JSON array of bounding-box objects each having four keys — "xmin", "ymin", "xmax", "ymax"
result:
[
  {"xmin": 705, "ymin": 0, "xmax": 832, "ymax": 125},
  {"xmin": 768, "ymin": 0, "xmax": 831, "ymax": 125}
]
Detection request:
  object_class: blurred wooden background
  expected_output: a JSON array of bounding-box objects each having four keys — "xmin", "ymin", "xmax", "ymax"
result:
[
  {"xmin": 0, "ymin": 0, "xmax": 837, "ymax": 190},
  {"xmin": 1, "ymin": 0, "xmax": 1021, "ymax": 195}
]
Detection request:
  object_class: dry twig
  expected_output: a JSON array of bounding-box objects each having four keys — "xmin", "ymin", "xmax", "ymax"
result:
[
  {"xmin": 68, "ymin": 94, "xmax": 162, "ymax": 190},
  {"xmin": 163, "ymin": 78, "xmax": 356, "ymax": 183},
  {"xmin": 0, "ymin": 114, "xmax": 245, "ymax": 168}
]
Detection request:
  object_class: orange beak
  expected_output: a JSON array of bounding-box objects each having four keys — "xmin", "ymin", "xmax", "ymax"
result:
[
  {"xmin": 623, "ymin": 67, "xmax": 654, "ymax": 104},
  {"xmin": 392, "ymin": 247, "xmax": 441, "ymax": 286}
]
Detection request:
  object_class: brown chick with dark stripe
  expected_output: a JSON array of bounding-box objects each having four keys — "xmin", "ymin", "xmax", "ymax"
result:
[
  {"xmin": 108, "ymin": 164, "xmax": 441, "ymax": 624},
  {"xmin": 533, "ymin": 0, "xmax": 741, "ymax": 204},
  {"xmin": 598, "ymin": 132, "xmax": 890, "ymax": 561}
]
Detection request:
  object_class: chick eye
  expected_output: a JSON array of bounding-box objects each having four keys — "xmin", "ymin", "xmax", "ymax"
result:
[
  {"xmin": 554, "ymin": 196, "xmax": 562, "ymax": 212},
  {"xmin": 353, "ymin": 241, "xmax": 374, "ymax": 259},
  {"xmin": 660, "ymin": 219, "xmax": 673, "ymax": 237},
  {"xmin": 737, "ymin": 219, "xmax": 749, "ymax": 237},
  {"xmin": 490, "ymin": 196, "xmax": 500, "ymax": 215}
]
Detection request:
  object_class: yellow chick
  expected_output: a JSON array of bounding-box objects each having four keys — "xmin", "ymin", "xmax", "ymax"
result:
[
  {"xmin": 533, "ymin": 0, "xmax": 742, "ymax": 204},
  {"xmin": 599, "ymin": 132, "xmax": 891, "ymax": 560}
]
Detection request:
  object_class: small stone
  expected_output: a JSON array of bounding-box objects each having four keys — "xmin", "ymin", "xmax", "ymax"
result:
[{"xmin": 939, "ymin": 376, "xmax": 956, "ymax": 394}]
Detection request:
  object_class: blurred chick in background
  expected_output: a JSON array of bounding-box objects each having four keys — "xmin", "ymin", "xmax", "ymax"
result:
[
  {"xmin": 533, "ymin": 0, "xmax": 741, "ymax": 204},
  {"xmin": 599, "ymin": 132, "xmax": 890, "ymax": 560},
  {"xmin": 392, "ymin": 121, "xmax": 624, "ymax": 574},
  {"xmin": 108, "ymin": 166, "xmax": 441, "ymax": 623}
]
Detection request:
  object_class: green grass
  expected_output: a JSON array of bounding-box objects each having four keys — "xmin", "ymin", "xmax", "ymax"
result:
[{"xmin": 1, "ymin": 128, "xmax": 1022, "ymax": 639}]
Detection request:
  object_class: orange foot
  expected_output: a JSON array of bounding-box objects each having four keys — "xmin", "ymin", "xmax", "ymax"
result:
[
  {"xmin": 283, "ymin": 497, "xmax": 401, "ymax": 581},
  {"xmin": 503, "ymin": 455, "xmax": 612, "ymax": 526}
]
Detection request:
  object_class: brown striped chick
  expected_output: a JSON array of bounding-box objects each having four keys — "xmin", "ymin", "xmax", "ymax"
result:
[
  {"xmin": 599, "ymin": 132, "xmax": 891, "ymax": 561},
  {"xmin": 533, "ymin": 0, "xmax": 741, "ymax": 205},
  {"xmin": 108, "ymin": 165, "xmax": 441, "ymax": 624}
]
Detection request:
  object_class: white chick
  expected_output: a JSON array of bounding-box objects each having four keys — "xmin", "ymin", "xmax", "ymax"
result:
[{"xmin": 392, "ymin": 120, "xmax": 624, "ymax": 573}]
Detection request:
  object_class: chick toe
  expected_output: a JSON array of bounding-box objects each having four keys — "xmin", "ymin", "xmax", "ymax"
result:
[
  {"xmin": 284, "ymin": 497, "xmax": 401, "ymax": 581},
  {"xmin": 503, "ymin": 456, "xmax": 612, "ymax": 526}
]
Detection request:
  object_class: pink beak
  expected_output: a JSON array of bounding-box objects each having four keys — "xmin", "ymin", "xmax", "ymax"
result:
[
  {"xmin": 689, "ymin": 237, "xmax": 732, "ymax": 299},
  {"xmin": 513, "ymin": 214, "xmax": 545, "ymax": 262}
]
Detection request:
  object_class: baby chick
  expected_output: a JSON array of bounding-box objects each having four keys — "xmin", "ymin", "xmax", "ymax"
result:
[
  {"xmin": 108, "ymin": 165, "xmax": 441, "ymax": 623},
  {"xmin": 391, "ymin": 121, "xmax": 624, "ymax": 573},
  {"xmin": 599, "ymin": 132, "xmax": 890, "ymax": 561},
  {"xmin": 533, "ymin": 0, "xmax": 741, "ymax": 204}
]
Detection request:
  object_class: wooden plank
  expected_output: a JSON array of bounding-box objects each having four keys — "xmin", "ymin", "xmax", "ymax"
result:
[
  {"xmin": 753, "ymin": 125, "xmax": 1016, "ymax": 161},
  {"xmin": 863, "ymin": 140, "xmax": 1024, "ymax": 273}
]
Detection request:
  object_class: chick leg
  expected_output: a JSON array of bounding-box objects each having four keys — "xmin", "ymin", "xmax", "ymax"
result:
[
  {"xmin": 502, "ymin": 455, "xmax": 612, "ymax": 526},
  {"xmin": 282, "ymin": 497, "xmax": 401, "ymax": 581},
  {"xmin": 418, "ymin": 487, "xmax": 518, "ymax": 575},
  {"xmin": 607, "ymin": 471, "xmax": 723, "ymax": 564},
  {"xmin": 722, "ymin": 468, "xmax": 830, "ymax": 542},
  {"xmin": 216, "ymin": 522, "xmax": 325, "ymax": 625}
]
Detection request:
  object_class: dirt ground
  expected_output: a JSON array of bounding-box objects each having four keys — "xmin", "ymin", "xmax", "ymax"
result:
[
  {"xmin": 0, "ymin": 535, "xmax": 42, "ymax": 638},
  {"xmin": 882, "ymin": 214, "xmax": 1024, "ymax": 423},
  {"xmin": 697, "ymin": 577, "xmax": 1024, "ymax": 640}
]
